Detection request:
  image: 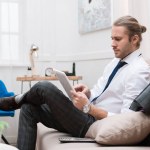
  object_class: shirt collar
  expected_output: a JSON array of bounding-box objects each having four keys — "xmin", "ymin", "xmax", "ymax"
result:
[{"xmin": 121, "ymin": 50, "xmax": 142, "ymax": 64}]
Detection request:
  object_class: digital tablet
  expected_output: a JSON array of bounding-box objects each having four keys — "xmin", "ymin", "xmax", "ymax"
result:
[
  {"xmin": 59, "ymin": 137, "xmax": 96, "ymax": 143},
  {"xmin": 52, "ymin": 68, "xmax": 76, "ymax": 101}
]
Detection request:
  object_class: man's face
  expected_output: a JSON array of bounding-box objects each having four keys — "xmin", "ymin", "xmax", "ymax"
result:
[{"xmin": 111, "ymin": 26, "xmax": 135, "ymax": 59}]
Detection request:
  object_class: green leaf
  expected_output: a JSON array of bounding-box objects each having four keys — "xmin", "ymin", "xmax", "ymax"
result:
[{"xmin": 0, "ymin": 121, "xmax": 9, "ymax": 134}]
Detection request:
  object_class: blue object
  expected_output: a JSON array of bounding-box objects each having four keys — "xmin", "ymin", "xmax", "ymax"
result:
[
  {"xmin": 0, "ymin": 80, "xmax": 15, "ymax": 117},
  {"xmin": 0, "ymin": 110, "xmax": 15, "ymax": 117}
]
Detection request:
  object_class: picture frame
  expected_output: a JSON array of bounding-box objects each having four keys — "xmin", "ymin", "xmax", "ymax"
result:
[{"xmin": 78, "ymin": 0, "xmax": 112, "ymax": 34}]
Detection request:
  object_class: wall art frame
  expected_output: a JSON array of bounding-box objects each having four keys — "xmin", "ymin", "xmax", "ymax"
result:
[{"xmin": 78, "ymin": 0, "xmax": 112, "ymax": 34}]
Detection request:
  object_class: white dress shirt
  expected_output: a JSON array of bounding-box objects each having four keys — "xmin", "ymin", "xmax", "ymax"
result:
[{"xmin": 89, "ymin": 50, "xmax": 150, "ymax": 116}]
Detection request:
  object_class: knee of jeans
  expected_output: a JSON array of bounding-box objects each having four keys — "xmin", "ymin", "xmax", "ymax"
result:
[
  {"xmin": 36, "ymin": 81, "xmax": 60, "ymax": 93},
  {"xmin": 38, "ymin": 81, "xmax": 53, "ymax": 86},
  {"xmin": 34, "ymin": 81, "xmax": 56, "ymax": 90}
]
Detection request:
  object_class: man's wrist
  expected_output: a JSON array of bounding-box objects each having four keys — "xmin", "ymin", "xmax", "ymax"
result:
[
  {"xmin": 83, "ymin": 103, "xmax": 91, "ymax": 113},
  {"xmin": 86, "ymin": 89, "xmax": 91, "ymax": 99}
]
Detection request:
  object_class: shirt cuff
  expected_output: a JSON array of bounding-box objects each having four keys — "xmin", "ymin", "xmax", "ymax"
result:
[{"xmin": 107, "ymin": 112, "xmax": 116, "ymax": 117}]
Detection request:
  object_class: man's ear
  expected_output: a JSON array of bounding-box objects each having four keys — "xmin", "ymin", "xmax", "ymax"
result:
[{"xmin": 131, "ymin": 35, "xmax": 139, "ymax": 45}]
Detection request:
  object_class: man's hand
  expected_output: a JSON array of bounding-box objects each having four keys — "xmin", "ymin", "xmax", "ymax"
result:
[
  {"xmin": 71, "ymin": 90, "xmax": 108, "ymax": 119},
  {"xmin": 71, "ymin": 90, "xmax": 89, "ymax": 111},
  {"xmin": 73, "ymin": 84, "xmax": 91, "ymax": 99},
  {"xmin": 72, "ymin": 84, "xmax": 108, "ymax": 119}
]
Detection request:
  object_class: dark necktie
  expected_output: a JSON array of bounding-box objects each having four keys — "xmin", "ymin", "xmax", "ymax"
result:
[
  {"xmin": 91, "ymin": 61, "xmax": 127, "ymax": 103},
  {"xmin": 102, "ymin": 61, "xmax": 127, "ymax": 92}
]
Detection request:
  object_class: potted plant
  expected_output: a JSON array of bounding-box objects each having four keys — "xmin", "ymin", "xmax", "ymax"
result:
[{"xmin": 0, "ymin": 121, "xmax": 9, "ymax": 143}]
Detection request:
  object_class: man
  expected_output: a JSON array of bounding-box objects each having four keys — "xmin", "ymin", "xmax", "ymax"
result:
[{"xmin": 0, "ymin": 16, "xmax": 150, "ymax": 150}]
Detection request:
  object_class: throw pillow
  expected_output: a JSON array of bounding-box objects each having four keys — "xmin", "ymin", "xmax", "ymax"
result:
[{"xmin": 85, "ymin": 111, "xmax": 150, "ymax": 145}]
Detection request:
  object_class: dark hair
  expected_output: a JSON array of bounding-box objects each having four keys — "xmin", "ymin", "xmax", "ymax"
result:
[
  {"xmin": 113, "ymin": 16, "xmax": 146, "ymax": 48},
  {"xmin": 89, "ymin": 0, "xmax": 92, "ymax": 3}
]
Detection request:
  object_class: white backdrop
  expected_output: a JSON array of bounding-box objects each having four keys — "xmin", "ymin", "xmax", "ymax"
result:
[{"xmin": 0, "ymin": 0, "xmax": 150, "ymax": 145}]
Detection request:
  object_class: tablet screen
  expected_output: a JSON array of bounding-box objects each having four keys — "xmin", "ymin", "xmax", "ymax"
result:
[{"xmin": 52, "ymin": 68, "xmax": 75, "ymax": 101}]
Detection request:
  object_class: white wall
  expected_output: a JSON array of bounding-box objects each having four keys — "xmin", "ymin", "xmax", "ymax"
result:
[
  {"xmin": 0, "ymin": 0, "xmax": 150, "ymax": 144},
  {"xmin": 23, "ymin": 0, "xmax": 114, "ymax": 63},
  {"xmin": 128, "ymin": 0, "xmax": 150, "ymax": 59}
]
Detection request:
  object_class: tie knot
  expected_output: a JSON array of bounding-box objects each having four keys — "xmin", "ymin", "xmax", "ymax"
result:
[{"xmin": 117, "ymin": 61, "xmax": 127, "ymax": 69}]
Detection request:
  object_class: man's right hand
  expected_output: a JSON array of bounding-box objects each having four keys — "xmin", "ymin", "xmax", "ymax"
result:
[{"xmin": 73, "ymin": 84, "xmax": 91, "ymax": 99}]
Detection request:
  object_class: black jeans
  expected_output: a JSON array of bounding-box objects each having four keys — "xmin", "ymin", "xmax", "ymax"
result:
[{"xmin": 17, "ymin": 81, "xmax": 96, "ymax": 150}]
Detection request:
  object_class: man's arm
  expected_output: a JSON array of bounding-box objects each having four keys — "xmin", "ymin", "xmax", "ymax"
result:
[
  {"xmin": 71, "ymin": 90, "xmax": 108, "ymax": 120},
  {"xmin": 88, "ymin": 104, "xmax": 108, "ymax": 120}
]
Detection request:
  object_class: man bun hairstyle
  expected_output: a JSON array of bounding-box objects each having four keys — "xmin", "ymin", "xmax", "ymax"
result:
[
  {"xmin": 113, "ymin": 15, "xmax": 147, "ymax": 49},
  {"xmin": 140, "ymin": 25, "xmax": 146, "ymax": 33}
]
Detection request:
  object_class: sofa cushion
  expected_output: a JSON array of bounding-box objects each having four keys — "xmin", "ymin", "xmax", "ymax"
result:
[
  {"xmin": 85, "ymin": 111, "xmax": 150, "ymax": 145},
  {"xmin": 36, "ymin": 123, "xmax": 100, "ymax": 150}
]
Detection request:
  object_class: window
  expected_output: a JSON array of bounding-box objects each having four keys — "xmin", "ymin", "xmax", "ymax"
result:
[{"xmin": 0, "ymin": 0, "xmax": 20, "ymax": 64}]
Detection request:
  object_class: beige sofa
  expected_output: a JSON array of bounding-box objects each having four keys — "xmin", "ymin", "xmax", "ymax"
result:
[
  {"xmin": 36, "ymin": 112, "xmax": 150, "ymax": 150},
  {"xmin": 36, "ymin": 123, "xmax": 100, "ymax": 150}
]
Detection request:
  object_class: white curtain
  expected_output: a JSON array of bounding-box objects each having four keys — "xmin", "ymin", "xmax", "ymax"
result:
[{"xmin": 0, "ymin": 0, "xmax": 19, "ymax": 65}]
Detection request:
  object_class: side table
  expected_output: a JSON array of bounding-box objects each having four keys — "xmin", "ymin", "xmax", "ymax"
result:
[{"xmin": 16, "ymin": 75, "xmax": 82, "ymax": 93}]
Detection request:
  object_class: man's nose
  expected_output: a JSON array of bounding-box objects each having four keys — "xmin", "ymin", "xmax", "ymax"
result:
[{"xmin": 111, "ymin": 40, "xmax": 117, "ymax": 47}]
